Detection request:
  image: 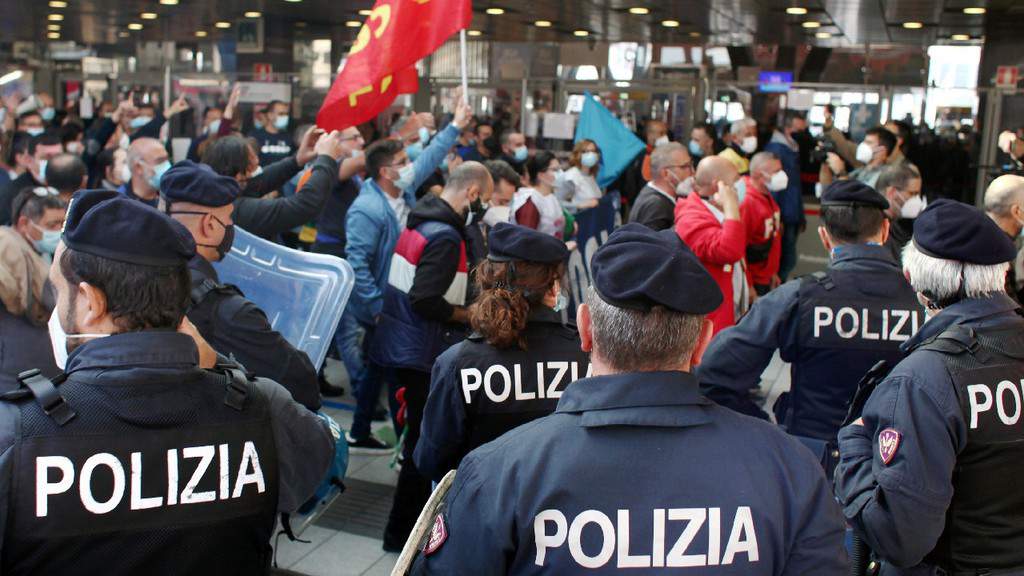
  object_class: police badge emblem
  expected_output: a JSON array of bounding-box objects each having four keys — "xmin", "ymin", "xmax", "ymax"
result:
[
  {"xmin": 878, "ymin": 428, "xmax": 901, "ymax": 465},
  {"xmin": 423, "ymin": 514, "xmax": 447, "ymax": 555}
]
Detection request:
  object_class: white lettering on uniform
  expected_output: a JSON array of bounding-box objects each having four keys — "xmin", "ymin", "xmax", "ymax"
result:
[
  {"xmin": 462, "ymin": 362, "xmax": 592, "ymax": 405},
  {"xmin": 79, "ymin": 453, "xmax": 126, "ymax": 514},
  {"xmin": 546, "ymin": 362, "xmax": 569, "ymax": 400},
  {"xmin": 835, "ymin": 307, "xmax": 859, "ymax": 339},
  {"xmin": 967, "ymin": 380, "xmax": 1024, "ymax": 429},
  {"xmin": 812, "ymin": 308, "xmax": 919, "ymax": 342},
  {"xmin": 180, "ymin": 445, "xmax": 216, "ymax": 504},
  {"xmin": 167, "ymin": 448, "xmax": 179, "ymax": 506},
  {"xmin": 997, "ymin": 381, "xmax": 1022, "ymax": 425},
  {"xmin": 532, "ymin": 507, "xmax": 759, "ymax": 569},
  {"xmin": 813, "ymin": 307, "xmax": 833, "ymax": 338},
  {"xmin": 130, "ymin": 452, "xmax": 163, "ymax": 510},
  {"xmin": 968, "ymin": 384, "xmax": 993, "ymax": 429},
  {"xmin": 460, "ymin": 368, "xmax": 482, "ymax": 404},
  {"xmin": 233, "ymin": 441, "xmax": 266, "ymax": 497},
  {"xmin": 36, "ymin": 456, "xmax": 74, "ymax": 517},
  {"xmin": 484, "ymin": 365, "xmax": 512, "ymax": 403}
]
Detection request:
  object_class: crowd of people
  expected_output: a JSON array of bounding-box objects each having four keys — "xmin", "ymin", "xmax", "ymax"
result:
[{"xmin": 0, "ymin": 83, "xmax": 1022, "ymax": 576}]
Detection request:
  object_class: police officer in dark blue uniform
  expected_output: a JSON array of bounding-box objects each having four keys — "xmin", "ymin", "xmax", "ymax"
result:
[
  {"xmin": 411, "ymin": 224, "xmax": 848, "ymax": 575},
  {"xmin": 698, "ymin": 180, "xmax": 922, "ymax": 457},
  {"xmin": 159, "ymin": 161, "xmax": 321, "ymax": 412},
  {"xmin": 835, "ymin": 199, "xmax": 1024, "ymax": 575},
  {"xmin": 414, "ymin": 223, "xmax": 589, "ymax": 483},
  {"xmin": 0, "ymin": 190, "xmax": 334, "ymax": 575}
]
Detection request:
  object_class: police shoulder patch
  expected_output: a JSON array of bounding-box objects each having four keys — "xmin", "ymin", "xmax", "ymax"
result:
[
  {"xmin": 878, "ymin": 428, "xmax": 901, "ymax": 465},
  {"xmin": 423, "ymin": 513, "xmax": 448, "ymax": 555}
]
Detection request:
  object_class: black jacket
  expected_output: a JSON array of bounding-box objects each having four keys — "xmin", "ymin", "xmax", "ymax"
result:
[
  {"xmin": 233, "ymin": 155, "xmax": 336, "ymax": 240},
  {"xmin": 628, "ymin": 183, "xmax": 676, "ymax": 231},
  {"xmin": 0, "ymin": 172, "xmax": 39, "ymax": 226},
  {"xmin": 407, "ymin": 194, "xmax": 468, "ymax": 323}
]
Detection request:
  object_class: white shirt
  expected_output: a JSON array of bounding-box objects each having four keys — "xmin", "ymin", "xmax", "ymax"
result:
[
  {"xmin": 513, "ymin": 187, "xmax": 565, "ymax": 239},
  {"xmin": 386, "ymin": 193, "xmax": 410, "ymax": 228},
  {"xmin": 557, "ymin": 167, "xmax": 603, "ymax": 212},
  {"xmin": 647, "ymin": 181, "xmax": 676, "ymax": 203}
]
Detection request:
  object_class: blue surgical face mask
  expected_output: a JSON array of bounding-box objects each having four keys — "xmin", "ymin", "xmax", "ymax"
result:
[
  {"xmin": 40, "ymin": 107, "xmax": 55, "ymax": 122},
  {"xmin": 405, "ymin": 141, "xmax": 424, "ymax": 163},
  {"xmin": 274, "ymin": 115, "xmax": 289, "ymax": 130},
  {"xmin": 418, "ymin": 127, "xmax": 431, "ymax": 145},
  {"xmin": 394, "ymin": 163, "xmax": 416, "ymax": 191},
  {"xmin": 581, "ymin": 151, "xmax": 599, "ymax": 168},
  {"xmin": 206, "ymin": 119, "xmax": 221, "ymax": 134},
  {"xmin": 513, "ymin": 145, "xmax": 528, "ymax": 162},
  {"xmin": 441, "ymin": 155, "xmax": 450, "ymax": 172},
  {"xmin": 37, "ymin": 159, "xmax": 48, "ymax": 183},
  {"xmin": 30, "ymin": 222, "xmax": 60, "ymax": 255},
  {"xmin": 129, "ymin": 116, "xmax": 152, "ymax": 129},
  {"xmin": 688, "ymin": 140, "xmax": 703, "ymax": 157},
  {"xmin": 552, "ymin": 290, "xmax": 569, "ymax": 313},
  {"xmin": 148, "ymin": 160, "xmax": 171, "ymax": 190},
  {"xmin": 26, "ymin": 127, "xmax": 45, "ymax": 137},
  {"xmin": 734, "ymin": 178, "xmax": 747, "ymax": 204},
  {"xmin": 254, "ymin": 120, "xmax": 264, "ymax": 130}
]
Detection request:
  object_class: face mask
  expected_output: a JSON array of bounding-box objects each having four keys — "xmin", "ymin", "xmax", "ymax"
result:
[
  {"xmin": 254, "ymin": 120, "xmax": 264, "ymax": 130},
  {"xmin": 655, "ymin": 135, "xmax": 670, "ymax": 147},
  {"xmin": 30, "ymin": 222, "xmax": 60, "ymax": 255},
  {"xmin": 418, "ymin": 127, "xmax": 431, "ymax": 145},
  {"xmin": 676, "ymin": 175, "xmax": 694, "ymax": 197},
  {"xmin": 65, "ymin": 141, "xmax": 84, "ymax": 155},
  {"xmin": 552, "ymin": 290, "xmax": 569, "ymax": 313},
  {"xmin": 441, "ymin": 154, "xmax": 450, "ymax": 173},
  {"xmin": 274, "ymin": 115, "xmax": 289, "ymax": 130},
  {"xmin": 767, "ymin": 170, "xmax": 789, "ymax": 192},
  {"xmin": 855, "ymin": 141, "xmax": 875, "ymax": 164},
  {"xmin": 47, "ymin": 308, "xmax": 108, "ymax": 370},
  {"xmin": 734, "ymin": 178, "xmax": 748, "ymax": 203},
  {"xmin": 119, "ymin": 163, "xmax": 132, "ymax": 184},
  {"xmin": 688, "ymin": 140, "xmax": 703, "ymax": 157},
  {"xmin": 513, "ymin": 145, "xmax": 528, "ymax": 162},
  {"xmin": 148, "ymin": 160, "xmax": 171, "ymax": 190},
  {"xmin": 250, "ymin": 165, "xmax": 263, "ymax": 179},
  {"xmin": 740, "ymin": 136, "xmax": 758, "ymax": 155},
  {"xmin": 130, "ymin": 116, "xmax": 152, "ymax": 129},
  {"xmin": 26, "ymin": 127, "xmax": 45, "ymax": 137},
  {"xmin": 350, "ymin": 148, "xmax": 363, "ymax": 159},
  {"xmin": 206, "ymin": 119, "xmax": 221, "ymax": 134},
  {"xmin": 580, "ymin": 151, "xmax": 599, "ymax": 168},
  {"xmin": 394, "ymin": 163, "xmax": 416, "ymax": 191},
  {"xmin": 37, "ymin": 159, "xmax": 48, "ymax": 183},
  {"xmin": 900, "ymin": 194, "xmax": 926, "ymax": 219},
  {"xmin": 119, "ymin": 133, "xmax": 131, "ymax": 150},
  {"xmin": 216, "ymin": 221, "xmax": 235, "ymax": 259},
  {"xmin": 40, "ymin": 107, "xmax": 55, "ymax": 122},
  {"xmin": 405, "ymin": 141, "xmax": 424, "ymax": 163},
  {"xmin": 482, "ymin": 205, "xmax": 510, "ymax": 228}
]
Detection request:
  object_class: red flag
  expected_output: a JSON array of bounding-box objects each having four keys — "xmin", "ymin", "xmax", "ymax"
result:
[{"xmin": 316, "ymin": 0, "xmax": 473, "ymax": 131}]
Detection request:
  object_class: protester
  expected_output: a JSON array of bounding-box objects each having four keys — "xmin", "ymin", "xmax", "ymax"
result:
[
  {"xmin": 640, "ymin": 119, "xmax": 668, "ymax": 181},
  {"xmin": 719, "ymin": 117, "xmax": 758, "ymax": 175},
  {"xmin": 557, "ymin": 139, "xmax": 603, "ymax": 211},
  {"xmin": 41, "ymin": 153, "xmax": 86, "ymax": 202},
  {"xmin": 629, "ymin": 141, "xmax": 693, "ymax": 231},
  {"xmin": 497, "ymin": 130, "xmax": 527, "ymax": 176},
  {"xmin": 741, "ymin": 152, "xmax": 785, "ymax": 295},
  {"xmin": 876, "ymin": 162, "xmax": 925, "ymax": 261},
  {"xmin": 821, "ymin": 126, "xmax": 898, "ymax": 188},
  {"xmin": 0, "ymin": 132, "xmax": 63, "ymax": 225},
  {"xmin": 513, "ymin": 151, "xmax": 569, "ymax": 240},
  {"xmin": 92, "ymin": 147, "xmax": 128, "ymax": 190},
  {"xmin": 984, "ymin": 174, "xmax": 1024, "ymax": 303},
  {"xmin": 249, "ymin": 99, "xmax": 294, "ymax": 166},
  {"xmin": 764, "ymin": 111, "xmax": 807, "ymax": 282},
  {"xmin": 120, "ymin": 137, "xmax": 169, "ymax": 208},
  {"xmin": 458, "ymin": 122, "xmax": 494, "ymax": 162},
  {"xmin": 690, "ymin": 121, "xmax": 720, "ymax": 161}
]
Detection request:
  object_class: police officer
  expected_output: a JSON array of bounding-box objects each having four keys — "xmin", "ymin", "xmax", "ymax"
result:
[
  {"xmin": 835, "ymin": 199, "xmax": 1024, "ymax": 574},
  {"xmin": 411, "ymin": 224, "xmax": 848, "ymax": 574},
  {"xmin": 0, "ymin": 190, "xmax": 334, "ymax": 574},
  {"xmin": 697, "ymin": 180, "xmax": 922, "ymax": 453},
  {"xmin": 159, "ymin": 160, "xmax": 321, "ymax": 412},
  {"xmin": 414, "ymin": 223, "xmax": 589, "ymax": 483}
]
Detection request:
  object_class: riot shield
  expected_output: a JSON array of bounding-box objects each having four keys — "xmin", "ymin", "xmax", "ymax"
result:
[{"xmin": 391, "ymin": 470, "xmax": 457, "ymax": 576}]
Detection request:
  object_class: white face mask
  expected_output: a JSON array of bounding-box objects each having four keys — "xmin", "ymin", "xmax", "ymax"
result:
[
  {"xmin": 900, "ymin": 194, "xmax": 926, "ymax": 219},
  {"xmin": 119, "ymin": 133, "xmax": 131, "ymax": 150},
  {"xmin": 48, "ymin": 309, "xmax": 109, "ymax": 370},
  {"xmin": 676, "ymin": 176, "xmax": 694, "ymax": 197},
  {"xmin": 119, "ymin": 163, "xmax": 132, "ymax": 184},
  {"xmin": 740, "ymin": 136, "xmax": 758, "ymax": 155},
  {"xmin": 482, "ymin": 205, "xmax": 511, "ymax": 227},
  {"xmin": 855, "ymin": 141, "xmax": 876, "ymax": 164},
  {"xmin": 767, "ymin": 170, "xmax": 789, "ymax": 192},
  {"xmin": 654, "ymin": 135, "xmax": 670, "ymax": 146}
]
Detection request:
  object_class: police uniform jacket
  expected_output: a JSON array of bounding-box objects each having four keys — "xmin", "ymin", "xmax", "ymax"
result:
[
  {"xmin": 413, "ymin": 308, "xmax": 590, "ymax": 482},
  {"xmin": 697, "ymin": 243, "xmax": 922, "ymax": 441},
  {"xmin": 412, "ymin": 370, "xmax": 849, "ymax": 575},
  {"xmin": 187, "ymin": 255, "xmax": 321, "ymax": 412},
  {"xmin": 0, "ymin": 331, "xmax": 334, "ymax": 575},
  {"xmin": 835, "ymin": 294, "xmax": 1024, "ymax": 575}
]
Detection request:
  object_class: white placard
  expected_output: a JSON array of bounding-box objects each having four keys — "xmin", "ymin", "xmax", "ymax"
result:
[
  {"xmin": 236, "ymin": 82, "xmax": 292, "ymax": 104},
  {"xmin": 542, "ymin": 113, "xmax": 576, "ymax": 140},
  {"xmin": 787, "ymin": 90, "xmax": 815, "ymax": 111},
  {"xmin": 171, "ymin": 138, "xmax": 192, "ymax": 163}
]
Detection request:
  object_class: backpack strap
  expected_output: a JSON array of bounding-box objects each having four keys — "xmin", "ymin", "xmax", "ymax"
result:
[
  {"xmin": 16, "ymin": 369, "xmax": 76, "ymax": 426},
  {"xmin": 190, "ymin": 278, "xmax": 221, "ymax": 307},
  {"xmin": 208, "ymin": 358, "xmax": 254, "ymax": 411},
  {"xmin": 799, "ymin": 270, "xmax": 835, "ymax": 291}
]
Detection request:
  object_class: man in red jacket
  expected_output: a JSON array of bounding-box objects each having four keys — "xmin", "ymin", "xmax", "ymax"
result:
[
  {"xmin": 741, "ymin": 151, "xmax": 785, "ymax": 296},
  {"xmin": 675, "ymin": 155, "xmax": 747, "ymax": 335}
]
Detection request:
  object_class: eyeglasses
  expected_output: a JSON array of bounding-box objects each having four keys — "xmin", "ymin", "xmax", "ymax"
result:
[{"xmin": 389, "ymin": 158, "xmax": 410, "ymax": 168}]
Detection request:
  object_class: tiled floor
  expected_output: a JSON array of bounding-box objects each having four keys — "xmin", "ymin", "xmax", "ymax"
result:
[{"xmin": 273, "ymin": 352, "xmax": 792, "ymax": 576}]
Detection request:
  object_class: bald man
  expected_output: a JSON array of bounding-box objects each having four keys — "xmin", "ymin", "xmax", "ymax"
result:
[
  {"xmin": 675, "ymin": 155, "xmax": 748, "ymax": 335},
  {"xmin": 984, "ymin": 174, "xmax": 1024, "ymax": 302},
  {"xmin": 123, "ymin": 137, "xmax": 171, "ymax": 207}
]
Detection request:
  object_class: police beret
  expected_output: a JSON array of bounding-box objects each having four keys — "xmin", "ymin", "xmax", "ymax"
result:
[
  {"xmin": 160, "ymin": 160, "xmax": 240, "ymax": 208},
  {"xmin": 63, "ymin": 189, "xmax": 196, "ymax": 266},
  {"xmin": 590, "ymin": 224, "xmax": 722, "ymax": 314},
  {"xmin": 488, "ymin": 222, "xmax": 569, "ymax": 263},
  {"xmin": 912, "ymin": 198, "xmax": 1017, "ymax": 265},
  {"xmin": 820, "ymin": 179, "xmax": 889, "ymax": 210}
]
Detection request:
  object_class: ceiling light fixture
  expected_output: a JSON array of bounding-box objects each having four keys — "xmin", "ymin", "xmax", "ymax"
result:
[
  {"xmin": 951, "ymin": 33, "xmax": 971, "ymax": 40},
  {"xmin": 628, "ymin": 7, "xmax": 649, "ymax": 15},
  {"xmin": 358, "ymin": 9, "xmax": 371, "ymax": 16},
  {"xmin": 47, "ymin": 14, "xmax": 64, "ymax": 21},
  {"xmin": 815, "ymin": 31, "xmax": 832, "ymax": 38},
  {"xmin": 615, "ymin": 81, "xmax": 631, "ymax": 87},
  {"xmin": 485, "ymin": 7, "xmax": 504, "ymax": 15},
  {"xmin": 573, "ymin": 29, "xmax": 589, "ymax": 37},
  {"xmin": 118, "ymin": 31, "xmax": 130, "ymax": 37},
  {"xmin": 963, "ymin": 7, "xmax": 986, "ymax": 15},
  {"xmin": 141, "ymin": 12, "xmax": 158, "ymax": 19},
  {"xmin": 801, "ymin": 21, "xmax": 820, "ymax": 28},
  {"xmin": 215, "ymin": 21, "xmax": 231, "ymax": 28},
  {"xmin": 195, "ymin": 30, "xmax": 208, "ymax": 37},
  {"xmin": 47, "ymin": 23, "xmax": 60, "ymax": 30},
  {"xmin": 159, "ymin": 0, "xmax": 178, "ymax": 4},
  {"xmin": 786, "ymin": 7, "xmax": 808, "ymax": 15},
  {"xmin": 468, "ymin": 29, "xmax": 483, "ymax": 36},
  {"xmin": 127, "ymin": 22, "xmax": 143, "ymax": 30},
  {"xmin": 903, "ymin": 21, "xmax": 923, "ymax": 29},
  {"xmin": 0, "ymin": 70, "xmax": 25, "ymax": 85},
  {"xmin": 48, "ymin": 0, "xmax": 67, "ymax": 7},
  {"xmin": 244, "ymin": 11, "xmax": 261, "ymax": 18},
  {"xmin": 47, "ymin": 32, "xmax": 60, "ymax": 39},
  {"xmin": 345, "ymin": 21, "xmax": 361, "ymax": 27},
  {"xmin": 689, "ymin": 31, "xmax": 701, "ymax": 37},
  {"xmin": 534, "ymin": 20, "xmax": 552, "ymax": 27},
  {"xmin": 283, "ymin": 0, "xmax": 302, "ymax": 3},
  {"xmin": 661, "ymin": 19, "xmax": 680, "ymax": 27}
]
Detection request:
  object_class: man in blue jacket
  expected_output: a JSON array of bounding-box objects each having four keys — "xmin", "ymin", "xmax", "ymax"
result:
[
  {"xmin": 764, "ymin": 111, "xmax": 807, "ymax": 282},
  {"xmin": 341, "ymin": 96, "xmax": 472, "ymax": 453}
]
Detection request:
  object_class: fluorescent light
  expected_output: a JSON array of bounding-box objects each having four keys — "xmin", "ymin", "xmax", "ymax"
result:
[
  {"xmin": 786, "ymin": 7, "xmax": 808, "ymax": 15},
  {"xmin": 118, "ymin": 31, "xmax": 130, "ymax": 37},
  {"xmin": 127, "ymin": 22, "xmax": 143, "ymax": 30},
  {"xmin": 963, "ymin": 7, "xmax": 986, "ymax": 14},
  {"xmin": 244, "ymin": 11, "xmax": 261, "ymax": 17},
  {"xmin": 48, "ymin": 0, "xmax": 67, "ymax": 7},
  {"xmin": 801, "ymin": 21, "xmax": 820, "ymax": 28},
  {"xmin": 628, "ymin": 7, "xmax": 649, "ymax": 15},
  {"xmin": 689, "ymin": 31, "xmax": 701, "ymax": 37},
  {"xmin": 47, "ymin": 32, "xmax": 60, "ymax": 39},
  {"xmin": 47, "ymin": 24, "xmax": 60, "ymax": 30},
  {"xmin": 615, "ymin": 81, "xmax": 631, "ymax": 87},
  {"xmin": 468, "ymin": 29, "xmax": 483, "ymax": 36},
  {"xmin": 903, "ymin": 21, "xmax": 923, "ymax": 29},
  {"xmin": 485, "ymin": 7, "xmax": 504, "ymax": 15},
  {"xmin": 815, "ymin": 32, "xmax": 832, "ymax": 38},
  {"xmin": 159, "ymin": 0, "xmax": 178, "ymax": 4},
  {"xmin": 48, "ymin": 14, "xmax": 64, "ymax": 21},
  {"xmin": 141, "ymin": 12, "xmax": 158, "ymax": 19},
  {"xmin": 951, "ymin": 33, "xmax": 971, "ymax": 40},
  {"xmin": 215, "ymin": 21, "xmax": 231, "ymax": 28},
  {"xmin": 195, "ymin": 30, "xmax": 208, "ymax": 37},
  {"xmin": 345, "ymin": 20, "xmax": 361, "ymax": 27},
  {"xmin": 0, "ymin": 70, "xmax": 24, "ymax": 85},
  {"xmin": 573, "ymin": 29, "xmax": 589, "ymax": 37},
  {"xmin": 661, "ymin": 19, "xmax": 680, "ymax": 27},
  {"xmin": 534, "ymin": 20, "xmax": 552, "ymax": 27},
  {"xmin": 358, "ymin": 9, "xmax": 371, "ymax": 16}
]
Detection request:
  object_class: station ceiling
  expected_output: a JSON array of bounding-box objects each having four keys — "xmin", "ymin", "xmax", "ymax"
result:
[{"xmin": 0, "ymin": 0, "xmax": 1017, "ymax": 48}]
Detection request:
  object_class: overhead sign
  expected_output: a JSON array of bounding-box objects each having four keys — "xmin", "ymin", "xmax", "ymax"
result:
[
  {"xmin": 236, "ymin": 82, "xmax": 292, "ymax": 104},
  {"xmin": 996, "ymin": 66, "xmax": 1019, "ymax": 89},
  {"xmin": 759, "ymin": 70, "xmax": 793, "ymax": 93}
]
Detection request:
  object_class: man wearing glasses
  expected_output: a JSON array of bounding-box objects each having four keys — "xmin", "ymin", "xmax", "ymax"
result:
[{"xmin": 629, "ymin": 142, "xmax": 693, "ymax": 231}]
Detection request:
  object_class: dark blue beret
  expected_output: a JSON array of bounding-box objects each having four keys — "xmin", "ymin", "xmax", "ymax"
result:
[
  {"xmin": 913, "ymin": 198, "xmax": 1017, "ymax": 265},
  {"xmin": 160, "ymin": 160, "xmax": 240, "ymax": 208},
  {"xmin": 62, "ymin": 189, "xmax": 196, "ymax": 266},
  {"xmin": 820, "ymin": 179, "xmax": 889, "ymax": 210},
  {"xmin": 590, "ymin": 223, "xmax": 722, "ymax": 314},
  {"xmin": 487, "ymin": 222, "xmax": 569, "ymax": 263}
]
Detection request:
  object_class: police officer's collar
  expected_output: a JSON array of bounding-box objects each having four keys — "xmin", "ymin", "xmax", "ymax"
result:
[
  {"xmin": 829, "ymin": 242, "xmax": 898, "ymax": 267},
  {"xmin": 528, "ymin": 306, "xmax": 572, "ymax": 327},
  {"xmin": 65, "ymin": 331, "xmax": 200, "ymax": 375},
  {"xmin": 903, "ymin": 293, "xmax": 1020, "ymax": 355},
  {"xmin": 188, "ymin": 253, "xmax": 220, "ymax": 283},
  {"xmin": 556, "ymin": 371, "xmax": 712, "ymax": 428}
]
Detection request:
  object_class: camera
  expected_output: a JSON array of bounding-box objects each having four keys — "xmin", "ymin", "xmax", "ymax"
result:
[{"xmin": 810, "ymin": 137, "xmax": 837, "ymax": 164}]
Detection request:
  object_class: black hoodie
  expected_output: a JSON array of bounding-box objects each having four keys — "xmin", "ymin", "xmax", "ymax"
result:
[{"xmin": 406, "ymin": 193, "xmax": 468, "ymax": 323}]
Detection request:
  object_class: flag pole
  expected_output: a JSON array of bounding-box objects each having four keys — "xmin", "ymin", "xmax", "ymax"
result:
[{"xmin": 459, "ymin": 29, "xmax": 469, "ymax": 105}]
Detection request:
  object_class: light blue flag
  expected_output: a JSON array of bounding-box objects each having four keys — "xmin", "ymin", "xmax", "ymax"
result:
[{"xmin": 574, "ymin": 92, "xmax": 646, "ymax": 188}]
